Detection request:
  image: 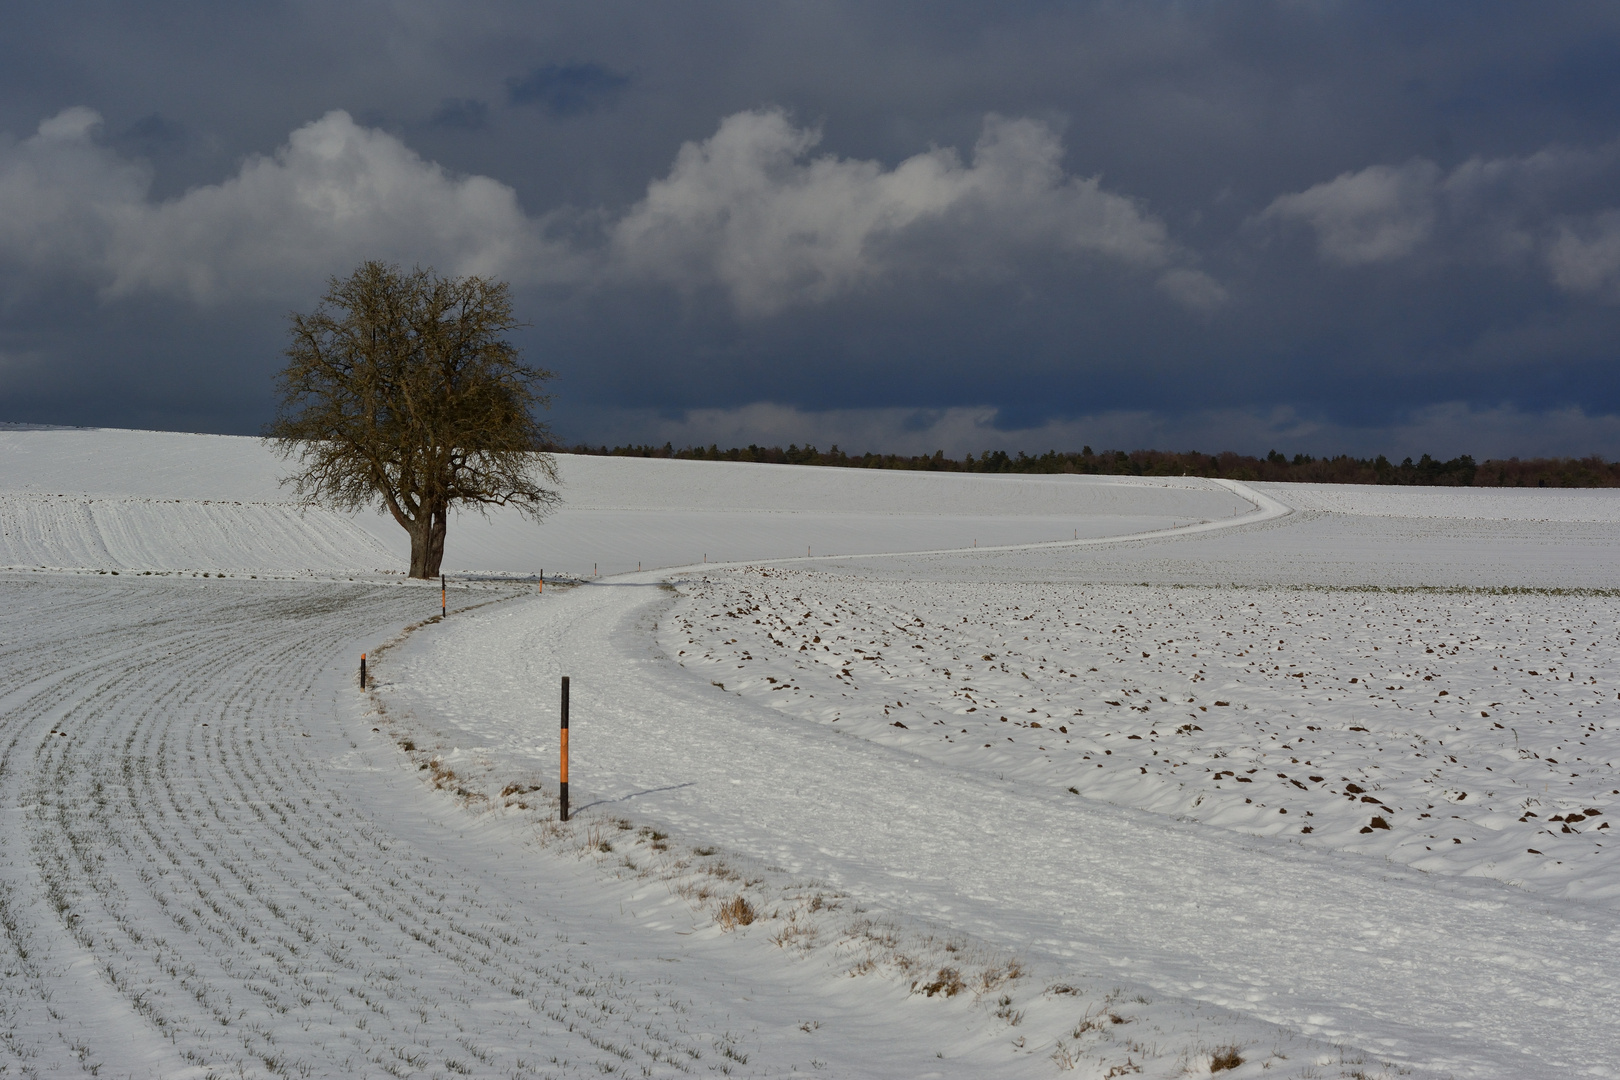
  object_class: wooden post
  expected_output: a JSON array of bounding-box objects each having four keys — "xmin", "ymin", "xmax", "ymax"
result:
[
  {"xmin": 440, "ymin": 574, "xmax": 446, "ymax": 617},
  {"xmin": 538, "ymin": 569, "xmax": 543, "ymax": 594},
  {"xmin": 359, "ymin": 653, "xmax": 366, "ymax": 689},
  {"xmin": 559, "ymin": 675, "xmax": 570, "ymax": 821}
]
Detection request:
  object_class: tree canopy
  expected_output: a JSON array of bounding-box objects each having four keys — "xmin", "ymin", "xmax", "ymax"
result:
[{"xmin": 266, "ymin": 261, "xmax": 559, "ymax": 578}]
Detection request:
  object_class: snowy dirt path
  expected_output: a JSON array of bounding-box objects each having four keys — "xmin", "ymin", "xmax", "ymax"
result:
[
  {"xmin": 0, "ymin": 575, "xmax": 725, "ymax": 1078},
  {"xmin": 5, "ymin": 574, "xmax": 1069, "ymax": 1079},
  {"xmin": 388, "ymin": 575, "xmax": 1620, "ymax": 1080}
]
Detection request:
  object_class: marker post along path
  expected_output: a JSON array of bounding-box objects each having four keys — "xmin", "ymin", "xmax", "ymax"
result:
[
  {"xmin": 559, "ymin": 676, "xmax": 570, "ymax": 821},
  {"xmin": 440, "ymin": 574, "xmax": 446, "ymax": 618}
]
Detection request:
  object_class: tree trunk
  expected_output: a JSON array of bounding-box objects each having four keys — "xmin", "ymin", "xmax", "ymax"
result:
[
  {"xmin": 407, "ymin": 515, "xmax": 434, "ymax": 579},
  {"xmin": 426, "ymin": 506, "xmax": 447, "ymax": 578},
  {"xmin": 406, "ymin": 503, "xmax": 449, "ymax": 578}
]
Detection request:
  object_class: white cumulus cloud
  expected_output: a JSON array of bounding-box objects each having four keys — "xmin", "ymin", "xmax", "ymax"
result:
[
  {"xmin": 0, "ymin": 108, "xmax": 148, "ymax": 280},
  {"xmin": 610, "ymin": 109, "xmax": 1197, "ymax": 316},
  {"xmin": 1259, "ymin": 159, "xmax": 1441, "ymax": 265},
  {"xmin": 0, "ymin": 108, "xmax": 571, "ymax": 302},
  {"xmin": 0, "ymin": 106, "xmax": 1216, "ymax": 313},
  {"xmin": 1545, "ymin": 210, "xmax": 1620, "ymax": 300},
  {"xmin": 1259, "ymin": 143, "xmax": 1620, "ymax": 301}
]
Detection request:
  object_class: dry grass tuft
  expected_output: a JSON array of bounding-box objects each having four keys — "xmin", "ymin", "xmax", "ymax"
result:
[
  {"xmin": 703, "ymin": 859, "xmax": 741, "ymax": 881},
  {"xmin": 717, "ymin": 895, "xmax": 756, "ymax": 930},
  {"xmin": 1210, "ymin": 1045, "xmax": 1243, "ymax": 1071},
  {"xmin": 499, "ymin": 782, "xmax": 540, "ymax": 798},
  {"xmin": 916, "ymin": 967, "xmax": 965, "ymax": 998},
  {"xmin": 676, "ymin": 878, "xmax": 713, "ymax": 903},
  {"xmin": 977, "ymin": 957, "xmax": 1025, "ymax": 994},
  {"xmin": 769, "ymin": 910, "xmax": 819, "ymax": 951},
  {"xmin": 993, "ymin": 993, "xmax": 1024, "ymax": 1026},
  {"xmin": 1052, "ymin": 1040, "xmax": 1079, "ymax": 1071}
]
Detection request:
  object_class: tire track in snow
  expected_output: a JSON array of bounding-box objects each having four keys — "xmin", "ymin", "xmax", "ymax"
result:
[{"xmin": 0, "ymin": 576, "xmax": 748, "ymax": 1078}]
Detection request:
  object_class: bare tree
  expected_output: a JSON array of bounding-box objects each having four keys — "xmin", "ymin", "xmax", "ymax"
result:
[{"xmin": 267, "ymin": 261, "xmax": 560, "ymax": 578}]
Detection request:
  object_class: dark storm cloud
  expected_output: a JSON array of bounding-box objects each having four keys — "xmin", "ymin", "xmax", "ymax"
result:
[
  {"xmin": 506, "ymin": 63, "xmax": 629, "ymax": 117},
  {"xmin": 2, "ymin": 1, "xmax": 1620, "ymax": 457},
  {"xmin": 429, "ymin": 98, "xmax": 490, "ymax": 131},
  {"xmin": 110, "ymin": 113, "xmax": 188, "ymax": 156}
]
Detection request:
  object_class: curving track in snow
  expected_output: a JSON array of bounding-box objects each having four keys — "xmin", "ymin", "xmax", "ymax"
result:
[
  {"xmin": 0, "ymin": 575, "xmax": 778, "ymax": 1079},
  {"xmin": 383, "ymin": 497, "xmax": 1620, "ymax": 1080}
]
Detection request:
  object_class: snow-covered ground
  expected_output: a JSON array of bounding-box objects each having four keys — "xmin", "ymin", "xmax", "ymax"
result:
[
  {"xmin": 2, "ymin": 427, "xmax": 1617, "ymax": 1078},
  {"xmin": 16, "ymin": 575, "xmax": 1221, "ymax": 1078},
  {"xmin": 0, "ymin": 428, "xmax": 1248, "ymax": 576}
]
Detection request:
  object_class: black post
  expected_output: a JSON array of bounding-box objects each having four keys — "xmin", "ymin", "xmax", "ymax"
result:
[
  {"xmin": 359, "ymin": 653, "xmax": 366, "ymax": 689},
  {"xmin": 560, "ymin": 675, "xmax": 570, "ymax": 821},
  {"xmin": 440, "ymin": 573, "xmax": 446, "ymax": 618}
]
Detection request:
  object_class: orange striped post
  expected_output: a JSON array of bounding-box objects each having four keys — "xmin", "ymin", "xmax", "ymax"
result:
[
  {"xmin": 559, "ymin": 675, "xmax": 570, "ymax": 821},
  {"xmin": 359, "ymin": 653, "xmax": 367, "ymax": 689},
  {"xmin": 538, "ymin": 569, "xmax": 543, "ymax": 594}
]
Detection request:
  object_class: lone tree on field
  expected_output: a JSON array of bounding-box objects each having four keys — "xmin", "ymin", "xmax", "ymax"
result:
[{"xmin": 267, "ymin": 261, "xmax": 560, "ymax": 578}]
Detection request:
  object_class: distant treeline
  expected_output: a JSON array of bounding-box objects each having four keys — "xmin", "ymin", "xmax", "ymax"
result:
[{"xmin": 550, "ymin": 441, "xmax": 1620, "ymax": 487}]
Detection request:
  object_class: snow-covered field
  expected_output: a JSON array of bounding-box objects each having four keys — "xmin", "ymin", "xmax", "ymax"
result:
[
  {"xmin": 2, "ymin": 427, "xmax": 1617, "ymax": 1078},
  {"xmin": 0, "ymin": 428, "xmax": 1247, "ymax": 577}
]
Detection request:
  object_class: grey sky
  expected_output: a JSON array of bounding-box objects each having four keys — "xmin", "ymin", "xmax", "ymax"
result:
[{"xmin": 3, "ymin": 1, "xmax": 1620, "ymax": 458}]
